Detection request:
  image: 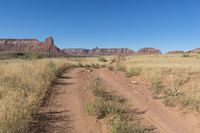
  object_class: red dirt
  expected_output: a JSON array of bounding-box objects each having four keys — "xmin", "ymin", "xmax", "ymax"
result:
[
  {"xmin": 34, "ymin": 68, "xmax": 103, "ymax": 133},
  {"xmin": 35, "ymin": 67, "xmax": 200, "ymax": 133}
]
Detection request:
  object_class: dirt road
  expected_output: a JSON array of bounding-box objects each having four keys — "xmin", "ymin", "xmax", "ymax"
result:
[
  {"xmin": 95, "ymin": 68, "xmax": 200, "ymax": 133},
  {"xmin": 33, "ymin": 68, "xmax": 102, "ymax": 133},
  {"xmin": 34, "ymin": 67, "xmax": 200, "ymax": 133}
]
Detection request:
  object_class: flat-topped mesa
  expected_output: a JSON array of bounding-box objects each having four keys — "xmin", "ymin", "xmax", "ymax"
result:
[
  {"xmin": 137, "ymin": 47, "xmax": 161, "ymax": 54},
  {"xmin": 0, "ymin": 37, "xmax": 61, "ymax": 55},
  {"xmin": 62, "ymin": 48, "xmax": 135, "ymax": 56},
  {"xmin": 167, "ymin": 50, "xmax": 185, "ymax": 54}
]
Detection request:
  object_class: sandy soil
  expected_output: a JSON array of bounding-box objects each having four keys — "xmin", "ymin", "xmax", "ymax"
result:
[{"xmin": 34, "ymin": 67, "xmax": 200, "ymax": 133}]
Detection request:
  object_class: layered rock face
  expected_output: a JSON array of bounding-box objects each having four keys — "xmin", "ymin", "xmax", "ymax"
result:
[
  {"xmin": 137, "ymin": 47, "xmax": 161, "ymax": 54},
  {"xmin": 62, "ymin": 48, "xmax": 135, "ymax": 56},
  {"xmin": 0, "ymin": 37, "xmax": 62, "ymax": 55}
]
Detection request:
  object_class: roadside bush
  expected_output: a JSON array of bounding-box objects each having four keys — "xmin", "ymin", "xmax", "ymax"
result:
[
  {"xmin": 181, "ymin": 94, "xmax": 200, "ymax": 112},
  {"xmin": 126, "ymin": 67, "xmax": 142, "ymax": 78},
  {"xmin": 98, "ymin": 57, "xmax": 108, "ymax": 62}
]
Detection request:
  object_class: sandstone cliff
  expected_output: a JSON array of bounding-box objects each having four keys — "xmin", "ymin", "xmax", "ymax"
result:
[
  {"xmin": 137, "ymin": 47, "xmax": 161, "ymax": 54},
  {"xmin": 62, "ymin": 48, "xmax": 135, "ymax": 56},
  {"xmin": 0, "ymin": 37, "xmax": 62, "ymax": 55}
]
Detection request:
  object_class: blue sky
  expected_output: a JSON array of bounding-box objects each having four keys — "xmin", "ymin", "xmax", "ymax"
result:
[{"xmin": 0, "ymin": 0, "xmax": 200, "ymax": 53}]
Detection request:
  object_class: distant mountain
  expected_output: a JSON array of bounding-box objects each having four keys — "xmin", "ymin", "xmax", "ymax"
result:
[
  {"xmin": 0, "ymin": 37, "xmax": 63, "ymax": 56},
  {"xmin": 166, "ymin": 50, "xmax": 185, "ymax": 54},
  {"xmin": 137, "ymin": 47, "xmax": 162, "ymax": 55},
  {"xmin": 0, "ymin": 37, "xmax": 165, "ymax": 57},
  {"xmin": 62, "ymin": 48, "xmax": 135, "ymax": 56}
]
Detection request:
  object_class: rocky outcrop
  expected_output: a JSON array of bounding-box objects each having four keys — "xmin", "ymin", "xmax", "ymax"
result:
[
  {"xmin": 167, "ymin": 50, "xmax": 185, "ymax": 54},
  {"xmin": 0, "ymin": 37, "xmax": 62, "ymax": 55},
  {"xmin": 62, "ymin": 48, "xmax": 135, "ymax": 56},
  {"xmin": 137, "ymin": 47, "xmax": 161, "ymax": 54}
]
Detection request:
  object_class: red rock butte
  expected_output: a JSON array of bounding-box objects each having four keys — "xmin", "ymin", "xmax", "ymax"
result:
[
  {"xmin": 137, "ymin": 47, "xmax": 162, "ymax": 55},
  {"xmin": 0, "ymin": 37, "xmax": 62, "ymax": 55}
]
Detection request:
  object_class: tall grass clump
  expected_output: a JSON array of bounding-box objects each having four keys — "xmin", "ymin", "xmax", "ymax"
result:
[
  {"xmin": 126, "ymin": 67, "xmax": 142, "ymax": 78},
  {"xmin": 0, "ymin": 59, "xmax": 66, "ymax": 132},
  {"xmin": 149, "ymin": 77, "xmax": 163, "ymax": 98},
  {"xmin": 162, "ymin": 88, "xmax": 182, "ymax": 107}
]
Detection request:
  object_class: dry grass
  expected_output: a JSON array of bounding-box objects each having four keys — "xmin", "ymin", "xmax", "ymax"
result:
[
  {"xmin": 0, "ymin": 59, "xmax": 69, "ymax": 132},
  {"xmin": 118, "ymin": 54, "xmax": 200, "ymax": 112},
  {"xmin": 0, "ymin": 57, "xmax": 106, "ymax": 132}
]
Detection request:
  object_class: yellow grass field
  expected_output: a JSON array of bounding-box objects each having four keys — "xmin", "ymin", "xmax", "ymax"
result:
[
  {"xmin": 2, "ymin": 54, "xmax": 200, "ymax": 132},
  {"xmin": 117, "ymin": 54, "xmax": 200, "ymax": 111}
]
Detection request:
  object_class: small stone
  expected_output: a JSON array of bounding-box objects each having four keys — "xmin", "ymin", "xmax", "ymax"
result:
[{"xmin": 131, "ymin": 81, "xmax": 138, "ymax": 84}]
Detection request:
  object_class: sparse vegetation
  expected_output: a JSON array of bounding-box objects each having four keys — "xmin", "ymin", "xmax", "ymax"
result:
[
  {"xmin": 85, "ymin": 77, "xmax": 149, "ymax": 132},
  {"xmin": 117, "ymin": 54, "xmax": 200, "ymax": 112}
]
